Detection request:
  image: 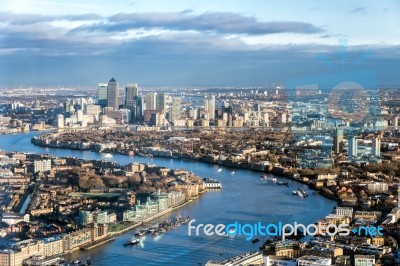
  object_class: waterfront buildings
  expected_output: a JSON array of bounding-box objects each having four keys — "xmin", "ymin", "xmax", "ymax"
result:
[
  {"xmin": 122, "ymin": 191, "xmax": 186, "ymax": 223},
  {"xmin": 206, "ymin": 251, "xmax": 263, "ymax": 266}
]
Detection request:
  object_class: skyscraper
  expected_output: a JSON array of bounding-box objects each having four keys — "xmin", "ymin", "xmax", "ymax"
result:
[
  {"xmin": 203, "ymin": 95, "xmax": 215, "ymax": 120},
  {"xmin": 333, "ymin": 128, "xmax": 344, "ymax": 154},
  {"xmin": 209, "ymin": 95, "xmax": 216, "ymax": 120},
  {"xmin": 372, "ymin": 138, "xmax": 381, "ymax": 158},
  {"xmin": 107, "ymin": 78, "xmax": 119, "ymax": 110},
  {"xmin": 348, "ymin": 137, "xmax": 358, "ymax": 158},
  {"xmin": 125, "ymin": 83, "xmax": 138, "ymax": 107},
  {"xmin": 170, "ymin": 97, "xmax": 182, "ymax": 124},
  {"xmin": 156, "ymin": 93, "xmax": 166, "ymax": 111},
  {"xmin": 125, "ymin": 84, "xmax": 138, "ymax": 121},
  {"xmin": 97, "ymin": 83, "xmax": 108, "ymax": 107},
  {"xmin": 146, "ymin": 92, "xmax": 157, "ymax": 110}
]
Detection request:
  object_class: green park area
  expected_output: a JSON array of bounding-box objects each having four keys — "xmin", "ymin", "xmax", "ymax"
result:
[{"xmin": 108, "ymin": 221, "xmax": 136, "ymax": 232}]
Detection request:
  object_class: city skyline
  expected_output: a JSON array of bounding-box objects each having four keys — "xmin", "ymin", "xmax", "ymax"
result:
[{"xmin": 0, "ymin": 0, "xmax": 399, "ymax": 86}]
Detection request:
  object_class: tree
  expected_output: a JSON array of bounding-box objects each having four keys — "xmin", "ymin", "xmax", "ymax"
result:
[{"xmin": 79, "ymin": 173, "xmax": 104, "ymax": 189}]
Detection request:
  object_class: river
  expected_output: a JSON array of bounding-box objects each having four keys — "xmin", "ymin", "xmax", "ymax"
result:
[{"xmin": 0, "ymin": 132, "xmax": 336, "ymax": 266}]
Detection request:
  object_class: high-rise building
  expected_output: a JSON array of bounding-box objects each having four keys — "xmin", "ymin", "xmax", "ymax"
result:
[
  {"xmin": 156, "ymin": 93, "xmax": 166, "ymax": 111},
  {"xmin": 107, "ymin": 78, "xmax": 119, "ymax": 110},
  {"xmin": 203, "ymin": 95, "xmax": 215, "ymax": 120},
  {"xmin": 348, "ymin": 137, "xmax": 358, "ymax": 158},
  {"xmin": 146, "ymin": 93, "xmax": 157, "ymax": 110},
  {"xmin": 125, "ymin": 84, "xmax": 139, "ymax": 121},
  {"xmin": 209, "ymin": 95, "xmax": 216, "ymax": 120},
  {"xmin": 125, "ymin": 84, "xmax": 138, "ymax": 107},
  {"xmin": 333, "ymin": 128, "xmax": 344, "ymax": 154},
  {"xmin": 57, "ymin": 114, "xmax": 64, "ymax": 129},
  {"xmin": 170, "ymin": 97, "xmax": 182, "ymax": 124},
  {"xmin": 137, "ymin": 96, "xmax": 144, "ymax": 118},
  {"xmin": 263, "ymin": 112, "xmax": 269, "ymax": 127},
  {"xmin": 97, "ymin": 83, "xmax": 108, "ymax": 107},
  {"xmin": 372, "ymin": 138, "xmax": 381, "ymax": 158}
]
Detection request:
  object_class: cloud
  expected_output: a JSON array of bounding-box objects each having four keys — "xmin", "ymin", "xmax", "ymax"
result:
[
  {"xmin": 0, "ymin": 12, "xmax": 102, "ymax": 25},
  {"xmin": 74, "ymin": 11, "xmax": 324, "ymax": 36},
  {"xmin": 350, "ymin": 7, "xmax": 366, "ymax": 14}
]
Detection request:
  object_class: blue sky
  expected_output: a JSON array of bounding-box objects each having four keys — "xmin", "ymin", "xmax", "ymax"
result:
[{"xmin": 0, "ymin": 0, "xmax": 399, "ymax": 86}]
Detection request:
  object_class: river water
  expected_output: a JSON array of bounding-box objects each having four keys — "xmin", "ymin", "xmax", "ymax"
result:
[{"xmin": 0, "ymin": 132, "xmax": 336, "ymax": 266}]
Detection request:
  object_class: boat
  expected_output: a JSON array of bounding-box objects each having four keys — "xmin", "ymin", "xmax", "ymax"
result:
[
  {"xmin": 298, "ymin": 188, "xmax": 308, "ymax": 197},
  {"xmin": 252, "ymin": 238, "xmax": 260, "ymax": 243},
  {"xmin": 270, "ymin": 177, "xmax": 277, "ymax": 183},
  {"xmin": 73, "ymin": 260, "xmax": 81, "ymax": 264},
  {"xmin": 297, "ymin": 191, "xmax": 304, "ymax": 198},
  {"xmin": 277, "ymin": 181, "xmax": 289, "ymax": 186},
  {"xmin": 231, "ymin": 171, "xmax": 235, "ymax": 175},
  {"xmin": 134, "ymin": 231, "xmax": 146, "ymax": 237},
  {"xmin": 292, "ymin": 190, "xmax": 298, "ymax": 195},
  {"xmin": 104, "ymin": 153, "xmax": 113, "ymax": 158},
  {"xmin": 124, "ymin": 237, "xmax": 140, "ymax": 246},
  {"xmin": 218, "ymin": 168, "xmax": 222, "ymax": 172}
]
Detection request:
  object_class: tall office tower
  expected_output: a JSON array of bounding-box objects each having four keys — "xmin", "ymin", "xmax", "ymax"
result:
[
  {"xmin": 107, "ymin": 78, "xmax": 119, "ymax": 110},
  {"xmin": 137, "ymin": 96, "xmax": 144, "ymax": 117},
  {"xmin": 204, "ymin": 97, "xmax": 209, "ymax": 119},
  {"xmin": 125, "ymin": 84, "xmax": 138, "ymax": 107},
  {"xmin": 209, "ymin": 95, "xmax": 216, "ymax": 120},
  {"xmin": 57, "ymin": 114, "xmax": 64, "ymax": 129},
  {"xmin": 372, "ymin": 138, "xmax": 381, "ymax": 158},
  {"xmin": 97, "ymin": 83, "xmax": 108, "ymax": 107},
  {"xmin": 156, "ymin": 93, "xmax": 166, "ymax": 111},
  {"xmin": 333, "ymin": 128, "xmax": 344, "ymax": 154},
  {"xmin": 125, "ymin": 84, "xmax": 138, "ymax": 121},
  {"xmin": 77, "ymin": 110, "xmax": 83, "ymax": 122},
  {"xmin": 146, "ymin": 92, "xmax": 157, "ymax": 110},
  {"xmin": 263, "ymin": 112, "xmax": 269, "ymax": 127},
  {"xmin": 170, "ymin": 97, "xmax": 182, "ymax": 123},
  {"xmin": 348, "ymin": 137, "xmax": 358, "ymax": 158}
]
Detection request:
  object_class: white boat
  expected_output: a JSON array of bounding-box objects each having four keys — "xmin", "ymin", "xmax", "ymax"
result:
[
  {"xmin": 231, "ymin": 171, "xmax": 235, "ymax": 175},
  {"xmin": 217, "ymin": 169, "xmax": 222, "ymax": 172},
  {"xmin": 124, "ymin": 237, "xmax": 140, "ymax": 246},
  {"xmin": 104, "ymin": 153, "xmax": 113, "ymax": 158},
  {"xmin": 292, "ymin": 190, "xmax": 298, "ymax": 195},
  {"xmin": 297, "ymin": 191, "xmax": 304, "ymax": 197},
  {"xmin": 270, "ymin": 177, "xmax": 277, "ymax": 183}
]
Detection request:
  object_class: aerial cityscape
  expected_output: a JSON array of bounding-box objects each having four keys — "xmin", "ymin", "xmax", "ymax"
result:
[{"xmin": 1, "ymin": 1, "xmax": 400, "ymax": 266}]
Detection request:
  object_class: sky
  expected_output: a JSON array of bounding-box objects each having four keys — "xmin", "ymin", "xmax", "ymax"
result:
[{"xmin": 0, "ymin": 0, "xmax": 399, "ymax": 87}]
